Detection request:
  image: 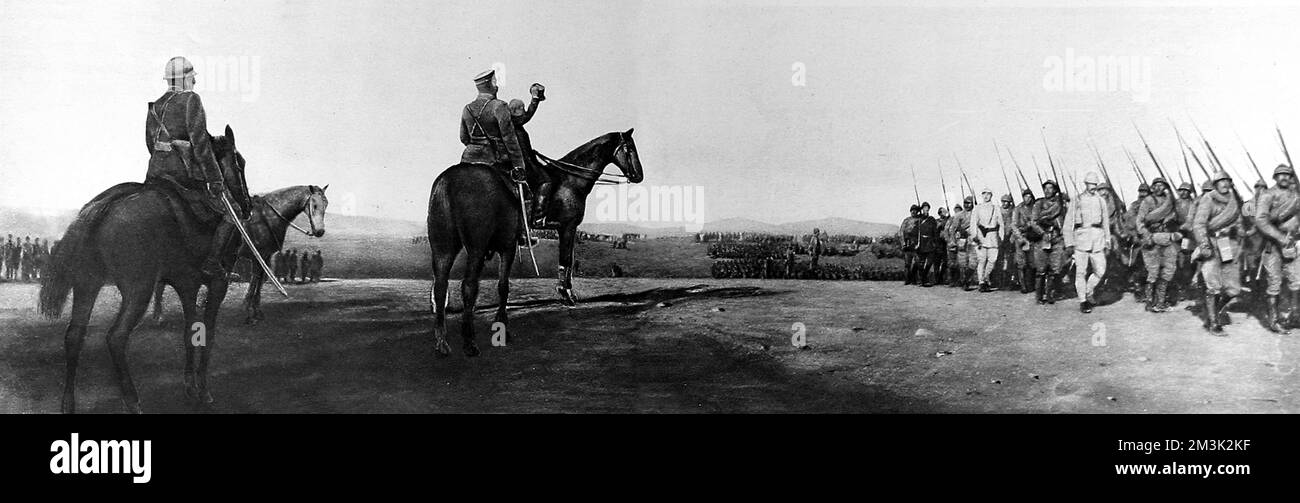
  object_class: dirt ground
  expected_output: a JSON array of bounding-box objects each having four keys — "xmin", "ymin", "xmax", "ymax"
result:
[{"xmin": 0, "ymin": 278, "xmax": 1295, "ymax": 413}]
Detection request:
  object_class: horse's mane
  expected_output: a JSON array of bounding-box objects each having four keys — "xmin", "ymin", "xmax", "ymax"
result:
[{"xmin": 559, "ymin": 132, "xmax": 620, "ymax": 165}]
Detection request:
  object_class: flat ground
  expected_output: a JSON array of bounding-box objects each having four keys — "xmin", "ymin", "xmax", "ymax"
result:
[{"xmin": 0, "ymin": 278, "xmax": 1294, "ymax": 413}]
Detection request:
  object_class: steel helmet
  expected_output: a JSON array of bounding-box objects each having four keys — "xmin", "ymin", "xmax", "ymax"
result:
[
  {"xmin": 1137, "ymin": 183, "xmax": 1150, "ymax": 193},
  {"xmin": 163, "ymin": 57, "xmax": 195, "ymax": 81},
  {"xmin": 1274, "ymin": 164, "xmax": 1295, "ymax": 178},
  {"xmin": 1210, "ymin": 170, "xmax": 1232, "ymax": 186},
  {"xmin": 1177, "ymin": 182, "xmax": 1194, "ymax": 193},
  {"xmin": 1000, "ymin": 194, "xmax": 1014, "ymax": 203}
]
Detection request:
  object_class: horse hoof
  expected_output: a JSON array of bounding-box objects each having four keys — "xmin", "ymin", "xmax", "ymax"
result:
[
  {"xmin": 464, "ymin": 343, "xmax": 481, "ymax": 357},
  {"xmin": 434, "ymin": 339, "xmax": 452, "ymax": 358}
]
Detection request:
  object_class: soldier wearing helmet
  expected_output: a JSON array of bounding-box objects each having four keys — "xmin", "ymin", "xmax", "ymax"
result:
[
  {"xmin": 1193, "ymin": 170, "xmax": 1242, "ymax": 334},
  {"xmin": 1028, "ymin": 180, "xmax": 1067, "ymax": 304},
  {"xmin": 1240, "ymin": 177, "xmax": 1272, "ymax": 299},
  {"xmin": 934, "ymin": 206, "xmax": 950, "ymax": 285},
  {"xmin": 944, "ymin": 204, "xmax": 965, "ymax": 287},
  {"xmin": 146, "ymin": 56, "xmax": 246, "ymax": 277},
  {"xmin": 1064, "ymin": 172, "xmax": 1112, "ymax": 313},
  {"xmin": 1135, "ymin": 177, "xmax": 1180, "ymax": 312},
  {"xmin": 1253, "ymin": 164, "xmax": 1300, "ymax": 333},
  {"xmin": 900, "ymin": 206, "xmax": 920, "ymax": 284},
  {"xmin": 1012, "ymin": 187, "xmax": 1038, "ymax": 294},
  {"xmin": 953, "ymin": 197, "xmax": 975, "ymax": 289},
  {"xmin": 1170, "ymin": 182, "xmax": 1198, "ymax": 306}
]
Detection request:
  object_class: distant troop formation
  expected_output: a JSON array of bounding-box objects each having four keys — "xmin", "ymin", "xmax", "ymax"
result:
[
  {"xmin": 271, "ymin": 249, "xmax": 324, "ymax": 284},
  {"xmin": 899, "ymin": 163, "xmax": 1300, "ymax": 336},
  {"xmin": 1, "ymin": 234, "xmax": 52, "ymax": 282}
]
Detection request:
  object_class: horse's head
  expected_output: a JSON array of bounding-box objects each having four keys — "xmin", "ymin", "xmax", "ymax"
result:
[
  {"xmin": 612, "ymin": 128, "xmax": 644, "ymax": 183},
  {"xmin": 304, "ymin": 184, "xmax": 329, "ymax": 237},
  {"xmin": 212, "ymin": 125, "xmax": 251, "ymax": 210}
]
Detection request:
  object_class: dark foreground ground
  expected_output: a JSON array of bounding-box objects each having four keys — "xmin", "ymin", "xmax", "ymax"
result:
[{"xmin": 0, "ymin": 278, "xmax": 1295, "ymax": 413}]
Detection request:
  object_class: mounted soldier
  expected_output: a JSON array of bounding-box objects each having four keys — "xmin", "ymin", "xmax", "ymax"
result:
[
  {"xmin": 145, "ymin": 56, "xmax": 249, "ymax": 277},
  {"xmin": 506, "ymin": 83, "xmax": 551, "ymax": 227}
]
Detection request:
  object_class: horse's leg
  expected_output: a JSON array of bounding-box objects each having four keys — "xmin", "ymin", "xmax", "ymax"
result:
[
  {"xmin": 244, "ymin": 262, "xmax": 263, "ymax": 325},
  {"xmin": 171, "ymin": 282, "xmax": 202, "ymax": 402},
  {"xmin": 460, "ymin": 248, "xmax": 487, "ymax": 357},
  {"xmin": 557, "ymin": 225, "xmax": 578, "ymax": 305},
  {"xmin": 495, "ymin": 246, "xmax": 517, "ymax": 342},
  {"xmin": 195, "ymin": 277, "xmax": 229, "ymax": 404},
  {"xmin": 151, "ymin": 281, "xmax": 166, "ymax": 325},
  {"xmin": 430, "ymin": 251, "xmax": 455, "ymax": 358},
  {"xmin": 105, "ymin": 283, "xmax": 153, "ymax": 414},
  {"xmin": 61, "ymin": 282, "xmax": 101, "ymax": 414}
]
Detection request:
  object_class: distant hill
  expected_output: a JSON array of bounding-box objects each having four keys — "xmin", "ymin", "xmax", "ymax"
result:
[
  {"xmin": 778, "ymin": 217, "xmax": 897, "ymax": 237},
  {"xmin": 700, "ymin": 218, "xmax": 786, "ymax": 235}
]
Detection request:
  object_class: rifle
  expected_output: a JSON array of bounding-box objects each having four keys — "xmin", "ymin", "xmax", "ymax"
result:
[
  {"xmin": 1235, "ymin": 131, "xmax": 1267, "ymax": 190},
  {"xmin": 938, "ymin": 160, "xmax": 951, "ymax": 210},
  {"xmin": 909, "ymin": 164, "xmax": 922, "ymax": 206},
  {"xmin": 1005, "ymin": 146, "xmax": 1033, "ymax": 195},
  {"xmin": 1133, "ymin": 122, "xmax": 1171, "ymax": 184},
  {"xmin": 954, "ymin": 154, "xmax": 976, "ymax": 199},
  {"xmin": 994, "ymin": 140, "xmax": 1016, "ymax": 201},
  {"xmin": 1280, "ymin": 125, "xmax": 1294, "ymax": 168},
  {"xmin": 1031, "ymin": 154, "xmax": 1045, "ymax": 187},
  {"xmin": 1189, "ymin": 117, "xmax": 1228, "ymax": 175},
  {"xmin": 1173, "ymin": 121, "xmax": 1212, "ymax": 179},
  {"xmin": 1040, "ymin": 130, "xmax": 1063, "ymax": 186},
  {"xmin": 1124, "ymin": 146, "xmax": 1148, "ymax": 185},
  {"xmin": 1090, "ymin": 140, "xmax": 1124, "ymax": 201}
]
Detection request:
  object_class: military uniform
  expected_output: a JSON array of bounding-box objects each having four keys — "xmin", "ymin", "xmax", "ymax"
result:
[
  {"xmin": 970, "ymin": 190, "xmax": 1002, "ymax": 292},
  {"xmin": 1193, "ymin": 171, "xmax": 1243, "ymax": 333},
  {"xmin": 1065, "ymin": 174, "xmax": 1111, "ymax": 312},
  {"xmin": 1126, "ymin": 186, "xmax": 1151, "ymax": 300},
  {"xmin": 900, "ymin": 210, "xmax": 919, "ymax": 284},
  {"xmin": 934, "ymin": 209, "xmax": 950, "ymax": 285},
  {"xmin": 1239, "ymin": 179, "xmax": 1270, "ymax": 298},
  {"xmin": 1013, "ymin": 191, "xmax": 1037, "ymax": 293},
  {"xmin": 1135, "ymin": 179, "xmax": 1180, "ymax": 312},
  {"xmin": 914, "ymin": 205, "xmax": 938, "ymax": 286},
  {"xmin": 1253, "ymin": 165, "xmax": 1300, "ymax": 332},
  {"xmin": 460, "ymin": 71, "xmax": 526, "ymax": 175},
  {"xmin": 1028, "ymin": 182, "xmax": 1067, "ymax": 304},
  {"xmin": 953, "ymin": 199, "xmax": 975, "ymax": 289},
  {"xmin": 944, "ymin": 207, "xmax": 963, "ymax": 286}
]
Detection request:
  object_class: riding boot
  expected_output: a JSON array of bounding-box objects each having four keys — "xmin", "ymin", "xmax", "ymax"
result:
[
  {"xmin": 1137, "ymin": 281, "xmax": 1150, "ymax": 304},
  {"xmin": 1266, "ymin": 295, "xmax": 1286, "ymax": 334},
  {"xmin": 1217, "ymin": 294, "xmax": 1233, "ymax": 326},
  {"xmin": 202, "ymin": 220, "xmax": 236, "ymax": 278},
  {"xmin": 1046, "ymin": 275, "xmax": 1057, "ymax": 304},
  {"xmin": 1020, "ymin": 266, "xmax": 1033, "ymax": 294},
  {"xmin": 1035, "ymin": 275, "xmax": 1046, "ymax": 304},
  {"xmin": 1203, "ymin": 294, "xmax": 1222, "ymax": 334}
]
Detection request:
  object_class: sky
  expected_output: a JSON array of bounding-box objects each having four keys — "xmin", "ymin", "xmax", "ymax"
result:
[{"xmin": 2, "ymin": 0, "xmax": 1300, "ymax": 226}]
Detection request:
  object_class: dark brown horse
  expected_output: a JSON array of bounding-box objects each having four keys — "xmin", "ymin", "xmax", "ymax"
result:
[
  {"xmin": 427, "ymin": 129, "xmax": 643, "ymax": 357},
  {"xmin": 149, "ymin": 184, "xmax": 329, "ymax": 325},
  {"xmin": 39, "ymin": 126, "xmax": 249, "ymax": 413}
]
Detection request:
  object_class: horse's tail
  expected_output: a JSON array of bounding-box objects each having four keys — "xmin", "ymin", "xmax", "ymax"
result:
[{"xmin": 39, "ymin": 183, "xmax": 137, "ymax": 319}]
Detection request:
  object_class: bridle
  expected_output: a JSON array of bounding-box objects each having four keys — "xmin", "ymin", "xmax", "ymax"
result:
[
  {"xmin": 268, "ymin": 191, "xmax": 320, "ymax": 237},
  {"xmin": 536, "ymin": 139, "xmax": 636, "ymax": 186}
]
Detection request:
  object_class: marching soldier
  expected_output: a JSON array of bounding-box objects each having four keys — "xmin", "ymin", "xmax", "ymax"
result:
[
  {"xmin": 935, "ymin": 206, "xmax": 951, "ymax": 285},
  {"xmin": 914, "ymin": 202, "xmax": 939, "ymax": 287},
  {"xmin": 900, "ymin": 206, "xmax": 920, "ymax": 284},
  {"xmin": 1253, "ymin": 164, "xmax": 1300, "ymax": 333},
  {"xmin": 1135, "ymin": 178, "xmax": 1179, "ymax": 313},
  {"xmin": 954, "ymin": 198, "xmax": 975, "ymax": 290},
  {"xmin": 1193, "ymin": 170, "xmax": 1243, "ymax": 335},
  {"xmin": 146, "ymin": 57, "xmax": 247, "ymax": 278},
  {"xmin": 1013, "ymin": 188, "xmax": 1037, "ymax": 294},
  {"xmin": 1028, "ymin": 180, "xmax": 1067, "ymax": 304},
  {"xmin": 945, "ymin": 205, "xmax": 964, "ymax": 287},
  {"xmin": 998, "ymin": 194, "xmax": 1017, "ymax": 290},
  {"xmin": 971, "ymin": 188, "xmax": 1002, "ymax": 292},
  {"xmin": 1127, "ymin": 183, "xmax": 1152, "ymax": 301},
  {"xmin": 1064, "ymin": 172, "xmax": 1112, "ymax": 313},
  {"xmin": 1171, "ymin": 182, "xmax": 1197, "ymax": 306},
  {"xmin": 1240, "ymin": 178, "xmax": 1271, "ymax": 301}
]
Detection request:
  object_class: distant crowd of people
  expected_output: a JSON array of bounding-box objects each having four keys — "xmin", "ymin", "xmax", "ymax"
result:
[
  {"xmin": 1, "ymin": 234, "xmax": 53, "ymax": 283},
  {"xmin": 271, "ymin": 249, "xmax": 325, "ymax": 284}
]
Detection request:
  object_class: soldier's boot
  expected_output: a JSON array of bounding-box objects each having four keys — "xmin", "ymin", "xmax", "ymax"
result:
[
  {"xmin": 1046, "ymin": 275, "xmax": 1058, "ymax": 304},
  {"xmin": 1217, "ymin": 294, "xmax": 1234, "ymax": 326},
  {"xmin": 1149, "ymin": 282, "xmax": 1170, "ymax": 313},
  {"xmin": 201, "ymin": 220, "xmax": 237, "ymax": 279},
  {"xmin": 949, "ymin": 266, "xmax": 960, "ymax": 287},
  {"xmin": 1287, "ymin": 292, "xmax": 1300, "ymax": 329},
  {"xmin": 1019, "ymin": 266, "xmax": 1033, "ymax": 294},
  {"xmin": 1203, "ymin": 294, "xmax": 1223, "ymax": 334},
  {"xmin": 1035, "ymin": 275, "xmax": 1047, "ymax": 304},
  {"xmin": 1136, "ymin": 281, "xmax": 1150, "ymax": 304},
  {"xmin": 1266, "ymin": 295, "xmax": 1287, "ymax": 334},
  {"xmin": 963, "ymin": 268, "xmax": 975, "ymax": 291}
]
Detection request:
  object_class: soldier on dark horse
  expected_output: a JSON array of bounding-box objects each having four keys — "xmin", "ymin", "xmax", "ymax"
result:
[
  {"xmin": 427, "ymin": 70, "xmax": 643, "ymax": 357},
  {"xmin": 40, "ymin": 57, "xmax": 255, "ymax": 413}
]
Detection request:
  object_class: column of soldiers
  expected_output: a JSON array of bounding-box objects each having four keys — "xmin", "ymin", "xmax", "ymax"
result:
[
  {"xmin": 271, "ymin": 249, "xmax": 325, "ymax": 284},
  {"xmin": 904, "ymin": 164, "xmax": 1300, "ymax": 336},
  {"xmin": 0, "ymin": 235, "xmax": 52, "ymax": 282}
]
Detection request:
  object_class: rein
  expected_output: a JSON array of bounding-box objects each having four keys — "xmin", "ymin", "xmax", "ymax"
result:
[
  {"xmin": 267, "ymin": 195, "xmax": 315, "ymax": 236},
  {"xmin": 535, "ymin": 144, "xmax": 631, "ymax": 186}
]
